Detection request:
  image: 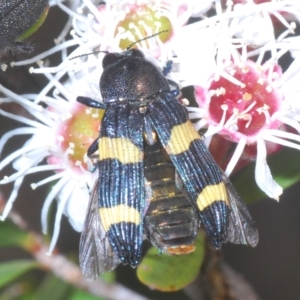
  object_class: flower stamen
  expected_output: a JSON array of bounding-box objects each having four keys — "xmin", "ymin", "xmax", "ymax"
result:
[{"xmin": 31, "ymin": 171, "xmax": 69, "ymax": 190}]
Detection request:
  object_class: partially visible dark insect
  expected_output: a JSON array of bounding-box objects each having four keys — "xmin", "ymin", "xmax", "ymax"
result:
[
  {"xmin": 77, "ymin": 39, "xmax": 259, "ymax": 279},
  {"xmin": 0, "ymin": 0, "xmax": 49, "ymax": 54}
]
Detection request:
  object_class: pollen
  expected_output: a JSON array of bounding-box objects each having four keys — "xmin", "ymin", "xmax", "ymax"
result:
[
  {"xmin": 257, "ymin": 78, "xmax": 264, "ymax": 85},
  {"xmin": 31, "ymin": 183, "xmax": 37, "ymax": 190},
  {"xmin": 75, "ymin": 161, "xmax": 82, "ymax": 166},
  {"xmin": 216, "ymin": 87, "xmax": 226, "ymax": 96},
  {"xmin": 181, "ymin": 98, "xmax": 190, "ymax": 106},
  {"xmin": 242, "ymin": 66, "xmax": 249, "ymax": 73},
  {"xmin": 243, "ymin": 93, "xmax": 252, "ymax": 101},
  {"xmin": 266, "ymin": 85, "xmax": 273, "ymax": 93},
  {"xmin": 68, "ymin": 149, "xmax": 75, "ymax": 155}
]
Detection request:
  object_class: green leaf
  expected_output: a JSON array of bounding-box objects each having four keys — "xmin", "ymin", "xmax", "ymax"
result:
[
  {"xmin": 69, "ymin": 289, "xmax": 106, "ymax": 300},
  {"xmin": 16, "ymin": 291, "xmax": 35, "ymax": 300},
  {"xmin": 16, "ymin": 5, "xmax": 49, "ymax": 41},
  {"xmin": 0, "ymin": 220, "xmax": 34, "ymax": 249},
  {"xmin": 99, "ymin": 270, "xmax": 116, "ymax": 284},
  {"xmin": 0, "ymin": 286, "xmax": 35, "ymax": 300},
  {"xmin": 234, "ymin": 147, "xmax": 300, "ymax": 203},
  {"xmin": 0, "ymin": 260, "xmax": 38, "ymax": 289},
  {"xmin": 137, "ymin": 233, "xmax": 205, "ymax": 292},
  {"xmin": 67, "ymin": 270, "xmax": 115, "ymax": 300},
  {"xmin": 31, "ymin": 274, "xmax": 70, "ymax": 300}
]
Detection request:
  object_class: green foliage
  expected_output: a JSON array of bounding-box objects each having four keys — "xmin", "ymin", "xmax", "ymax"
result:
[
  {"xmin": 100, "ymin": 270, "xmax": 116, "ymax": 284},
  {"xmin": 69, "ymin": 289, "xmax": 106, "ymax": 300},
  {"xmin": 16, "ymin": 6, "xmax": 49, "ymax": 41},
  {"xmin": 234, "ymin": 147, "xmax": 300, "ymax": 203},
  {"xmin": 137, "ymin": 233, "xmax": 205, "ymax": 291},
  {"xmin": 0, "ymin": 260, "xmax": 38, "ymax": 289},
  {"xmin": 0, "ymin": 217, "xmax": 114, "ymax": 299},
  {"xmin": 30, "ymin": 274, "xmax": 70, "ymax": 300},
  {"xmin": 0, "ymin": 220, "xmax": 33, "ymax": 250}
]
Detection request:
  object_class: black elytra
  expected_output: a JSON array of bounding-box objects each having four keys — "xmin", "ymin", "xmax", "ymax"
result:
[
  {"xmin": 77, "ymin": 48, "xmax": 259, "ymax": 279},
  {"xmin": 0, "ymin": 0, "xmax": 49, "ymax": 53}
]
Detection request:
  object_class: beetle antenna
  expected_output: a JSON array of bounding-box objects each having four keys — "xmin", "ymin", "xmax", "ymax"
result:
[
  {"xmin": 70, "ymin": 50, "xmax": 109, "ymax": 60},
  {"xmin": 126, "ymin": 30, "xmax": 168, "ymax": 50},
  {"xmin": 70, "ymin": 30, "xmax": 168, "ymax": 60}
]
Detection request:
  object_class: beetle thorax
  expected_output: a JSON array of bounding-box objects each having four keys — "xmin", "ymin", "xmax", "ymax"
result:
[{"xmin": 100, "ymin": 56, "xmax": 170, "ymax": 103}]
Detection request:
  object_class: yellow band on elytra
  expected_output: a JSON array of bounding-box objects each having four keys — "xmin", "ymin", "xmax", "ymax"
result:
[
  {"xmin": 99, "ymin": 137, "xmax": 143, "ymax": 163},
  {"xmin": 166, "ymin": 121, "xmax": 201, "ymax": 155},
  {"xmin": 196, "ymin": 182, "xmax": 229, "ymax": 211},
  {"xmin": 99, "ymin": 204, "xmax": 141, "ymax": 232}
]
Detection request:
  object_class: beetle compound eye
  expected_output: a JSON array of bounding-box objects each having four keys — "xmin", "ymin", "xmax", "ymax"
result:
[{"xmin": 102, "ymin": 53, "xmax": 119, "ymax": 68}]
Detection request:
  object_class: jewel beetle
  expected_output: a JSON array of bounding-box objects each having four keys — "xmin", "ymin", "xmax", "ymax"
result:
[{"xmin": 77, "ymin": 46, "xmax": 259, "ymax": 279}]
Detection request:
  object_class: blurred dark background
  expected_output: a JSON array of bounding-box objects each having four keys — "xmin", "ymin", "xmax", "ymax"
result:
[{"xmin": 1, "ymin": 4, "xmax": 300, "ymax": 300}]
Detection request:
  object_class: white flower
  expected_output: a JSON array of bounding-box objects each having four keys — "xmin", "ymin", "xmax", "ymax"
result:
[
  {"xmin": 172, "ymin": 1, "xmax": 300, "ymax": 200},
  {"xmin": 0, "ymin": 82, "xmax": 100, "ymax": 253},
  {"xmin": 228, "ymin": 0, "xmax": 300, "ymax": 47}
]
